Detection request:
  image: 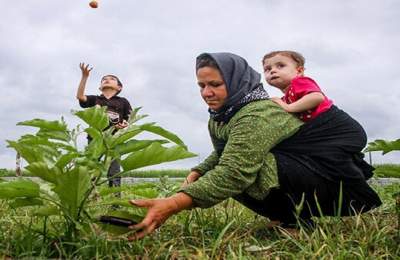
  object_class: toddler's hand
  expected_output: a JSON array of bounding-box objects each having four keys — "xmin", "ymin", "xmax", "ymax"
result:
[{"xmin": 270, "ymin": 97, "xmax": 290, "ymax": 111}]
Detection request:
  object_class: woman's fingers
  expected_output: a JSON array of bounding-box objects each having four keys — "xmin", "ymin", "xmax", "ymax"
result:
[
  {"xmin": 128, "ymin": 221, "xmax": 158, "ymax": 241},
  {"xmin": 128, "ymin": 209, "xmax": 159, "ymax": 241},
  {"xmin": 129, "ymin": 199, "xmax": 153, "ymax": 208}
]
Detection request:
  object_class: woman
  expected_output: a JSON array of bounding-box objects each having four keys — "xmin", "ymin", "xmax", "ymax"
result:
[{"xmin": 128, "ymin": 52, "xmax": 381, "ymax": 239}]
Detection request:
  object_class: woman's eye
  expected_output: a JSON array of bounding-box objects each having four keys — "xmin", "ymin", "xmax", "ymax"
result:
[{"xmin": 210, "ymin": 82, "xmax": 222, "ymax": 87}]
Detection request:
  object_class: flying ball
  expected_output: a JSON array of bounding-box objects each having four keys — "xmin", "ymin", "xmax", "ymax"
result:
[{"xmin": 89, "ymin": 0, "xmax": 98, "ymax": 8}]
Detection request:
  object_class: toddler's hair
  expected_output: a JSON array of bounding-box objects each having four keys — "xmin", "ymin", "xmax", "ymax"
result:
[{"xmin": 262, "ymin": 50, "xmax": 305, "ymax": 68}]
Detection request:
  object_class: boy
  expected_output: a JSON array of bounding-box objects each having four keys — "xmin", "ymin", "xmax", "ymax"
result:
[
  {"xmin": 262, "ymin": 50, "xmax": 332, "ymax": 122},
  {"xmin": 76, "ymin": 62, "xmax": 132, "ymax": 187}
]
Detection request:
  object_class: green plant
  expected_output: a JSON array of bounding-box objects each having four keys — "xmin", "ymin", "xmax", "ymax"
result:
[
  {"xmin": 366, "ymin": 138, "xmax": 400, "ymax": 239},
  {"xmin": 0, "ymin": 106, "xmax": 196, "ymax": 241}
]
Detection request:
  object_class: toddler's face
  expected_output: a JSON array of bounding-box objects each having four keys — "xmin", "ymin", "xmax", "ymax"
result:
[
  {"xmin": 263, "ymin": 54, "xmax": 303, "ymax": 91},
  {"xmin": 100, "ymin": 75, "xmax": 121, "ymax": 92}
]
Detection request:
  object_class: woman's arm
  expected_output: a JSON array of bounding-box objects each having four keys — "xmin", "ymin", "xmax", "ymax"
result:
[
  {"xmin": 182, "ymin": 102, "xmax": 302, "ymax": 208},
  {"xmin": 190, "ymin": 150, "xmax": 219, "ymax": 175}
]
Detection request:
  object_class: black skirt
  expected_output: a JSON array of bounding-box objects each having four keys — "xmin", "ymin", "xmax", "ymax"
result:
[{"xmin": 235, "ymin": 106, "xmax": 382, "ymax": 224}]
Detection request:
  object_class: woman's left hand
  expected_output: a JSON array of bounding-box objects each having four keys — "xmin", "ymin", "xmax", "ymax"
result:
[{"xmin": 128, "ymin": 193, "xmax": 193, "ymax": 240}]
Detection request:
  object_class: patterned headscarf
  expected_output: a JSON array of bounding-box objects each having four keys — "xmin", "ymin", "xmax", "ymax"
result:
[{"xmin": 196, "ymin": 52, "xmax": 269, "ymax": 123}]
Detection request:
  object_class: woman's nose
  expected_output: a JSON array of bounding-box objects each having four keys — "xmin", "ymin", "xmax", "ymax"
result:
[{"xmin": 202, "ymin": 86, "xmax": 214, "ymax": 97}]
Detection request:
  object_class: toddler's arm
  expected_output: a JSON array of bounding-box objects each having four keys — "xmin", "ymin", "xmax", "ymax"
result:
[
  {"xmin": 76, "ymin": 63, "xmax": 92, "ymax": 102},
  {"xmin": 271, "ymin": 92, "xmax": 324, "ymax": 113}
]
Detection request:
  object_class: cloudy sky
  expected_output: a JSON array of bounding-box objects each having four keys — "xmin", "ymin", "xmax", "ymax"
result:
[{"xmin": 1, "ymin": 0, "xmax": 399, "ymax": 170}]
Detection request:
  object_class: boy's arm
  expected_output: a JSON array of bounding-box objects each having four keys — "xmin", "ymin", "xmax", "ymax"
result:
[
  {"xmin": 76, "ymin": 63, "xmax": 92, "ymax": 103},
  {"xmin": 271, "ymin": 92, "xmax": 324, "ymax": 113}
]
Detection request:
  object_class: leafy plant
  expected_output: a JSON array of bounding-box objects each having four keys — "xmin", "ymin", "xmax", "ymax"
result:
[
  {"xmin": 365, "ymin": 139, "xmax": 400, "ymax": 155},
  {"xmin": 0, "ymin": 106, "xmax": 196, "ymax": 241},
  {"xmin": 365, "ymin": 138, "xmax": 400, "ymax": 238}
]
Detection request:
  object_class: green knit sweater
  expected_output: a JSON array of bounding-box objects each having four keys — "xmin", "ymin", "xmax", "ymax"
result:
[{"xmin": 181, "ymin": 100, "xmax": 303, "ymax": 208}]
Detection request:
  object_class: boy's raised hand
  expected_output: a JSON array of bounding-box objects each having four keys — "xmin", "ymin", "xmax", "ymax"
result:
[{"xmin": 79, "ymin": 62, "xmax": 93, "ymax": 78}]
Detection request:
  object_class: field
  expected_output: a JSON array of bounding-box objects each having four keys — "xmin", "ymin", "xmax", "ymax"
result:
[
  {"xmin": 0, "ymin": 179, "xmax": 399, "ymax": 259},
  {"xmin": 1, "ymin": 164, "xmax": 400, "ymax": 178}
]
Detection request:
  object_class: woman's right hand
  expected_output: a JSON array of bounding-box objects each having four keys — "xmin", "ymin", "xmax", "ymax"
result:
[
  {"xmin": 79, "ymin": 62, "xmax": 93, "ymax": 78},
  {"xmin": 181, "ymin": 170, "xmax": 201, "ymax": 188},
  {"xmin": 128, "ymin": 193, "xmax": 193, "ymax": 240}
]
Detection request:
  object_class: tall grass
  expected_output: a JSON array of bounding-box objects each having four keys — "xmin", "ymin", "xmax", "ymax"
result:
[
  {"xmin": 2, "ymin": 165, "xmax": 400, "ymax": 178},
  {"xmin": 373, "ymin": 164, "xmax": 400, "ymax": 178},
  {"xmin": 1, "ymin": 182, "xmax": 399, "ymax": 259}
]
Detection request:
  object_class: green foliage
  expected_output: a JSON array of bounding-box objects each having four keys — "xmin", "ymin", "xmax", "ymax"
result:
[
  {"xmin": 0, "ymin": 179, "xmax": 40, "ymax": 199},
  {"xmin": 366, "ymin": 138, "xmax": 400, "ymax": 179},
  {"xmin": 366, "ymin": 138, "xmax": 400, "ymax": 155},
  {"xmin": 373, "ymin": 164, "xmax": 400, "ymax": 178},
  {"xmin": 1, "ymin": 185, "xmax": 399, "ymax": 258},
  {"xmin": 1, "ymin": 106, "xmax": 196, "ymax": 241}
]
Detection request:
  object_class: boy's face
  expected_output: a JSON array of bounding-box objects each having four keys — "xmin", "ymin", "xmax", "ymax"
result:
[
  {"xmin": 263, "ymin": 54, "xmax": 304, "ymax": 92},
  {"xmin": 100, "ymin": 75, "xmax": 121, "ymax": 92}
]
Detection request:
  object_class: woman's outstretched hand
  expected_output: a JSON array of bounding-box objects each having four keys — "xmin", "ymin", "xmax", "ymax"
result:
[{"xmin": 128, "ymin": 193, "xmax": 193, "ymax": 240}]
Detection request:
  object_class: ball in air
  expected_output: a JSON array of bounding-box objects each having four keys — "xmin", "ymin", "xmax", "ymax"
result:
[{"xmin": 89, "ymin": 1, "xmax": 98, "ymax": 8}]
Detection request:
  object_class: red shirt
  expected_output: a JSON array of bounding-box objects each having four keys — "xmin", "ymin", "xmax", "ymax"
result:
[{"xmin": 283, "ymin": 76, "xmax": 333, "ymax": 122}]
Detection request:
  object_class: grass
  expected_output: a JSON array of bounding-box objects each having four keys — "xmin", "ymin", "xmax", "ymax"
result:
[
  {"xmin": 0, "ymin": 181, "xmax": 399, "ymax": 259},
  {"xmin": 2, "ymin": 165, "xmax": 400, "ymax": 179},
  {"xmin": 373, "ymin": 164, "xmax": 400, "ymax": 178}
]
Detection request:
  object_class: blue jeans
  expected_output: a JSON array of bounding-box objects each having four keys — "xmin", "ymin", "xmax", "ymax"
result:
[{"xmin": 107, "ymin": 160, "xmax": 121, "ymax": 187}]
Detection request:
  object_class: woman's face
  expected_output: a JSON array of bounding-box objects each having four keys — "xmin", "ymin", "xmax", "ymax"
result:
[{"xmin": 196, "ymin": 66, "xmax": 228, "ymax": 111}]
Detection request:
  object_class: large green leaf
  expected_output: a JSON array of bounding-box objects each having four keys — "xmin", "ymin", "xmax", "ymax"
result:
[
  {"xmin": 37, "ymin": 129, "xmax": 70, "ymax": 142},
  {"xmin": 74, "ymin": 106, "xmax": 109, "ymax": 131},
  {"xmin": 17, "ymin": 118, "xmax": 67, "ymax": 131},
  {"xmin": 0, "ymin": 179, "xmax": 40, "ymax": 199},
  {"xmin": 19, "ymin": 134, "xmax": 75, "ymax": 152},
  {"xmin": 34, "ymin": 205, "xmax": 59, "ymax": 217},
  {"xmin": 53, "ymin": 166, "xmax": 91, "ymax": 219},
  {"xmin": 114, "ymin": 139, "xmax": 168, "ymax": 155},
  {"xmin": 25, "ymin": 162, "xmax": 60, "ymax": 184},
  {"xmin": 7, "ymin": 141, "xmax": 45, "ymax": 163},
  {"xmin": 55, "ymin": 152, "xmax": 79, "ymax": 169},
  {"xmin": 9, "ymin": 197, "xmax": 43, "ymax": 208},
  {"xmin": 365, "ymin": 139, "xmax": 400, "ymax": 155},
  {"xmin": 140, "ymin": 123, "xmax": 187, "ymax": 148},
  {"xmin": 121, "ymin": 142, "xmax": 197, "ymax": 171},
  {"xmin": 85, "ymin": 128, "xmax": 106, "ymax": 158},
  {"xmin": 109, "ymin": 126, "xmax": 143, "ymax": 147}
]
